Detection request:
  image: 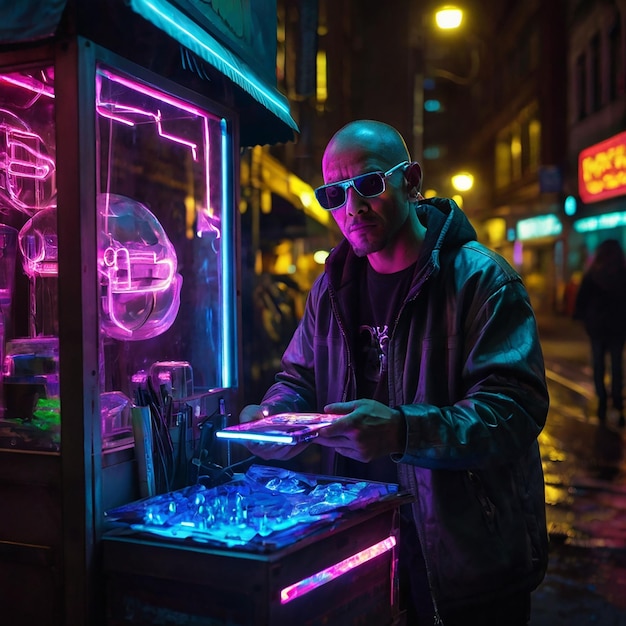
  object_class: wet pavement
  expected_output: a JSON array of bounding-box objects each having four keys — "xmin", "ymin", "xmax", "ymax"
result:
[{"xmin": 530, "ymin": 314, "xmax": 626, "ymax": 624}]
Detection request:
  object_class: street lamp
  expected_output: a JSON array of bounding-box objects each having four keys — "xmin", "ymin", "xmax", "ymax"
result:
[
  {"xmin": 430, "ymin": 6, "xmax": 481, "ymax": 87},
  {"xmin": 411, "ymin": 5, "xmax": 468, "ymax": 164},
  {"xmin": 451, "ymin": 172, "xmax": 474, "ymax": 192},
  {"xmin": 435, "ymin": 6, "xmax": 463, "ymax": 30},
  {"xmin": 450, "ymin": 171, "xmax": 474, "ymax": 208},
  {"xmin": 411, "ymin": 4, "xmax": 483, "ymax": 205}
]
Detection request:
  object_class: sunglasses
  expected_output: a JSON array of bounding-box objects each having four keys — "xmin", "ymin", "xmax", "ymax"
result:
[{"xmin": 314, "ymin": 161, "xmax": 409, "ymax": 210}]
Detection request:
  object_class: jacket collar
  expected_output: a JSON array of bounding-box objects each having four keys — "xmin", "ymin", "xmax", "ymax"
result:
[{"xmin": 325, "ymin": 197, "xmax": 477, "ymax": 291}]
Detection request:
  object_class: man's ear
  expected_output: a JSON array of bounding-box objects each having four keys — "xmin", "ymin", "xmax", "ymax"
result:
[{"xmin": 404, "ymin": 161, "xmax": 423, "ymax": 195}]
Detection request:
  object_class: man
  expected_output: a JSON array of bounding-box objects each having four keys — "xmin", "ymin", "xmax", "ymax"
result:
[{"xmin": 240, "ymin": 120, "xmax": 549, "ymax": 625}]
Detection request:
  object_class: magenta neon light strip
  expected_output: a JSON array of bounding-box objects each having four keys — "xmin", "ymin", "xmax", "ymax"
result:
[
  {"xmin": 97, "ymin": 68, "xmax": 208, "ymax": 118},
  {"xmin": 280, "ymin": 535, "xmax": 396, "ymax": 604},
  {"xmin": 96, "ymin": 68, "xmax": 210, "ymax": 192},
  {"xmin": 95, "ymin": 92, "xmax": 199, "ymax": 159},
  {"xmin": 0, "ymin": 74, "xmax": 55, "ymax": 98}
]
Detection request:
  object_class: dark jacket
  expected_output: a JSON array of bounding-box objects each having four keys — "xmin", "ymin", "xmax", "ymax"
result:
[
  {"xmin": 261, "ymin": 197, "xmax": 549, "ymax": 612},
  {"xmin": 573, "ymin": 266, "xmax": 626, "ymax": 342}
]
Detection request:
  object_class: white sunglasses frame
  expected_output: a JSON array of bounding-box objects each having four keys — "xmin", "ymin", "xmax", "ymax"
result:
[{"xmin": 314, "ymin": 161, "xmax": 409, "ymax": 210}]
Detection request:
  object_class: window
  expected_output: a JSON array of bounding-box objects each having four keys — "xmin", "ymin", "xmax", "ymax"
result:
[
  {"xmin": 0, "ymin": 66, "xmax": 59, "ymax": 451},
  {"xmin": 511, "ymin": 124, "xmax": 522, "ymax": 180},
  {"xmin": 495, "ymin": 137, "xmax": 511, "ymax": 189},
  {"xmin": 589, "ymin": 33, "xmax": 602, "ymax": 112},
  {"xmin": 608, "ymin": 18, "xmax": 623, "ymax": 100},
  {"xmin": 96, "ymin": 66, "xmax": 236, "ymax": 451},
  {"xmin": 528, "ymin": 119, "xmax": 541, "ymax": 170},
  {"xmin": 494, "ymin": 105, "xmax": 541, "ymax": 189},
  {"xmin": 574, "ymin": 53, "xmax": 586, "ymax": 120}
]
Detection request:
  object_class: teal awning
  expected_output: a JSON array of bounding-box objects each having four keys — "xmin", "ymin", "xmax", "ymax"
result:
[
  {"xmin": 128, "ymin": 0, "xmax": 298, "ymax": 137},
  {"xmin": 0, "ymin": 0, "xmax": 298, "ymax": 145},
  {"xmin": 0, "ymin": 0, "xmax": 66, "ymax": 43}
]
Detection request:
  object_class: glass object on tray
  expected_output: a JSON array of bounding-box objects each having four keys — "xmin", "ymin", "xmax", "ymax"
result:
[{"xmin": 104, "ymin": 465, "xmax": 399, "ymax": 551}]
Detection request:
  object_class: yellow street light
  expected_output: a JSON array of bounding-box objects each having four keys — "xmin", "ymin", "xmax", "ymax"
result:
[
  {"xmin": 451, "ymin": 172, "xmax": 474, "ymax": 192},
  {"xmin": 435, "ymin": 6, "xmax": 464, "ymax": 30}
]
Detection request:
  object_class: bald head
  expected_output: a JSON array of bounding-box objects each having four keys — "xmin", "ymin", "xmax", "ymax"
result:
[
  {"xmin": 322, "ymin": 120, "xmax": 411, "ymax": 171},
  {"xmin": 318, "ymin": 120, "xmax": 425, "ymax": 271}
]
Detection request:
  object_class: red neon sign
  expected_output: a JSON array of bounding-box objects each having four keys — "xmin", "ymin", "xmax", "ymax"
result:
[{"xmin": 578, "ymin": 131, "xmax": 626, "ymax": 204}]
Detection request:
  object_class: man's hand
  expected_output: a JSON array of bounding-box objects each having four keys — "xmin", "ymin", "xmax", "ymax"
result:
[
  {"xmin": 237, "ymin": 404, "xmax": 309, "ymax": 461},
  {"xmin": 316, "ymin": 399, "xmax": 406, "ymax": 462},
  {"xmin": 239, "ymin": 404, "xmax": 266, "ymax": 424}
]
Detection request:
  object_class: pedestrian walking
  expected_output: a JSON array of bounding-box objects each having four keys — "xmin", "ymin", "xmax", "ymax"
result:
[
  {"xmin": 574, "ymin": 238, "xmax": 626, "ymax": 428},
  {"xmin": 238, "ymin": 120, "xmax": 549, "ymax": 625}
]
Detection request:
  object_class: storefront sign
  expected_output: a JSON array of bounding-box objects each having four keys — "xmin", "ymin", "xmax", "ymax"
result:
[
  {"xmin": 516, "ymin": 214, "xmax": 562, "ymax": 241},
  {"xmin": 574, "ymin": 210, "xmax": 626, "ymax": 233},
  {"xmin": 579, "ymin": 131, "xmax": 626, "ymax": 203}
]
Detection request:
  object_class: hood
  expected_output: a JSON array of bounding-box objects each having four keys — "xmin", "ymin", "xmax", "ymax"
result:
[{"xmin": 417, "ymin": 196, "xmax": 477, "ymax": 255}]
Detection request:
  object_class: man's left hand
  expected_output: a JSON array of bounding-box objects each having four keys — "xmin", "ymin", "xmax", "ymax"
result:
[{"xmin": 316, "ymin": 399, "xmax": 406, "ymax": 461}]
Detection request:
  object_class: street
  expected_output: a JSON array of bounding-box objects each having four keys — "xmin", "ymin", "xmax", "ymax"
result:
[{"xmin": 530, "ymin": 315, "xmax": 626, "ymax": 624}]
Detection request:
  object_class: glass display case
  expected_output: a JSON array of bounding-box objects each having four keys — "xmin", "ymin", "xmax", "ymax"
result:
[
  {"xmin": 0, "ymin": 3, "xmax": 295, "ymax": 626},
  {"xmin": 0, "ymin": 35, "xmax": 241, "ymax": 626},
  {"xmin": 94, "ymin": 65, "xmax": 237, "ymax": 468},
  {"xmin": 0, "ymin": 62, "xmax": 236, "ymax": 456},
  {"xmin": 0, "ymin": 66, "xmax": 59, "ymax": 448}
]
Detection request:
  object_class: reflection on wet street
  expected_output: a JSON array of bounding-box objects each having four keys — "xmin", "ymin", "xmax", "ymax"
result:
[
  {"xmin": 532, "ymin": 545, "xmax": 626, "ymax": 624},
  {"xmin": 531, "ymin": 377, "xmax": 626, "ymax": 624},
  {"xmin": 542, "ymin": 379, "xmax": 626, "ymax": 548}
]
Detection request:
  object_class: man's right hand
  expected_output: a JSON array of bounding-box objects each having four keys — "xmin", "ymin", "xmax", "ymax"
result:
[{"xmin": 239, "ymin": 404, "xmax": 266, "ymax": 423}]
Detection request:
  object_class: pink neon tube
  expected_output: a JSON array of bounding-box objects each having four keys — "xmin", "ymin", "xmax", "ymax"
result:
[{"xmin": 280, "ymin": 535, "xmax": 397, "ymax": 604}]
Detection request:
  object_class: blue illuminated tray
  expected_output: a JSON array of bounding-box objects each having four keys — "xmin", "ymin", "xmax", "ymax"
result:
[{"xmin": 104, "ymin": 464, "xmax": 403, "ymax": 553}]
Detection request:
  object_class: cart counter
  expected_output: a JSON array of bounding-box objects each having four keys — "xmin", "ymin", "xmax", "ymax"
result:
[{"xmin": 102, "ymin": 464, "xmax": 412, "ymax": 625}]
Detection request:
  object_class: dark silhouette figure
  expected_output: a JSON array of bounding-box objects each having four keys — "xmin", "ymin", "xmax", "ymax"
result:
[{"xmin": 574, "ymin": 239, "xmax": 626, "ymax": 428}]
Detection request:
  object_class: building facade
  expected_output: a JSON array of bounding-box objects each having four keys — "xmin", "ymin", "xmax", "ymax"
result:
[
  {"xmin": 565, "ymin": 0, "xmax": 626, "ymax": 302},
  {"xmin": 251, "ymin": 0, "xmax": 625, "ymax": 322}
]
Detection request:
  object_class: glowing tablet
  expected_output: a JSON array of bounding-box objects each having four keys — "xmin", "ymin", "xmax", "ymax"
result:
[{"xmin": 215, "ymin": 412, "xmax": 341, "ymax": 445}]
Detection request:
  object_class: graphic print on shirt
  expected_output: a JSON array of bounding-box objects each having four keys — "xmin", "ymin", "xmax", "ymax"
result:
[{"xmin": 359, "ymin": 324, "xmax": 389, "ymax": 382}]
